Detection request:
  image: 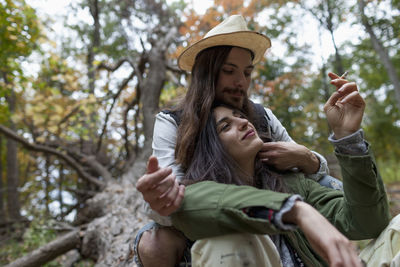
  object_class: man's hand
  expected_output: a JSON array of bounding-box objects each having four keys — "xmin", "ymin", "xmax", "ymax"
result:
[
  {"xmin": 258, "ymin": 142, "xmax": 319, "ymax": 174},
  {"xmin": 136, "ymin": 156, "xmax": 185, "ymax": 216},
  {"xmin": 283, "ymin": 202, "xmax": 363, "ymax": 267},
  {"xmin": 324, "ymin": 72, "xmax": 365, "ymax": 139}
]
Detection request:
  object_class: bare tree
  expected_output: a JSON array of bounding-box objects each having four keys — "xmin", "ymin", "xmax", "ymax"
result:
[
  {"xmin": 358, "ymin": 0, "xmax": 400, "ymax": 111},
  {"xmin": 301, "ymin": 0, "xmax": 346, "ymax": 76}
]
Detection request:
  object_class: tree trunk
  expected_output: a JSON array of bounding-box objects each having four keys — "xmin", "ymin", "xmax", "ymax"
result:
[
  {"xmin": 321, "ymin": 62, "xmax": 333, "ymax": 136},
  {"xmin": 128, "ymin": 26, "xmax": 179, "ymax": 179},
  {"xmin": 79, "ymin": 180, "xmax": 147, "ymax": 266},
  {"xmin": 76, "ymin": 27, "xmax": 179, "ymax": 265},
  {"xmin": 6, "ymin": 89, "xmax": 21, "ymax": 221},
  {"xmin": 45, "ymin": 155, "xmax": 51, "ymax": 216},
  {"xmin": 87, "ymin": 0, "xmax": 100, "ymax": 94},
  {"xmin": 6, "ymin": 124, "xmax": 21, "ymax": 221},
  {"xmin": 58, "ymin": 163, "xmax": 64, "ymax": 219},
  {"xmin": 0, "ymin": 135, "xmax": 6, "ymax": 223},
  {"xmin": 358, "ymin": 0, "xmax": 400, "ymax": 111},
  {"xmin": 326, "ymin": 0, "xmax": 344, "ymax": 75}
]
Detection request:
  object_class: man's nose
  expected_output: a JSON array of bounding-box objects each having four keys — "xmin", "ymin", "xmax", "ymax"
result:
[{"xmin": 234, "ymin": 73, "xmax": 246, "ymax": 89}]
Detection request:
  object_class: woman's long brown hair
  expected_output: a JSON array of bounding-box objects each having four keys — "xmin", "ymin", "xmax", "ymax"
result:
[
  {"xmin": 174, "ymin": 46, "xmax": 256, "ymax": 170},
  {"xmin": 183, "ymin": 103, "xmax": 286, "ymax": 193}
]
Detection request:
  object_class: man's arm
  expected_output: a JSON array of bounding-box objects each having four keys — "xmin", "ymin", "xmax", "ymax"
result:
[
  {"xmin": 136, "ymin": 112, "xmax": 185, "ymax": 223},
  {"xmin": 136, "ymin": 156, "xmax": 184, "ymax": 217},
  {"xmin": 259, "ymin": 107, "xmax": 329, "ymax": 179},
  {"xmin": 151, "ymin": 112, "xmax": 185, "ymax": 179}
]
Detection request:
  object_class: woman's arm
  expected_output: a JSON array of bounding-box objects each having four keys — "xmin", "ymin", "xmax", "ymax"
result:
[
  {"xmin": 283, "ymin": 201, "xmax": 362, "ymax": 267},
  {"xmin": 171, "ymin": 181, "xmax": 293, "ymax": 240},
  {"xmin": 297, "ymin": 147, "xmax": 391, "ymax": 240},
  {"xmin": 171, "ymin": 180, "xmax": 363, "ymax": 266}
]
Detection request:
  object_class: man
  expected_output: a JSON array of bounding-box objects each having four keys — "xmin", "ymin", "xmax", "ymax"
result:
[{"xmin": 135, "ymin": 15, "xmax": 338, "ymax": 266}]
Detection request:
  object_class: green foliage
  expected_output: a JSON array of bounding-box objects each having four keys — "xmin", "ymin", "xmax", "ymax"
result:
[
  {"xmin": 0, "ymin": 218, "xmax": 56, "ymax": 265},
  {"xmin": 347, "ymin": 7, "xmax": 400, "ymax": 163},
  {"xmin": 363, "ymin": 94, "xmax": 400, "ymax": 160},
  {"xmin": 0, "ymin": 0, "xmax": 40, "ymax": 66},
  {"xmin": 159, "ymin": 81, "xmax": 186, "ymax": 107},
  {"xmin": 377, "ymin": 158, "xmax": 400, "ymax": 184},
  {"xmin": 351, "ymin": 38, "xmax": 390, "ymax": 89},
  {"xmin": 0, "ymin": 0, "xmax": 41, "ymax": 125},
  {"xmin": 255, "ymin": 41, "xmax": 332, "ymax": 154},
  {"xmin": 0, "ymin": 0, "xmax": 40, "ymax": 84},
  {"xmin": 0, "ymin": 217, "xmax": 95, "ymax": 266}
]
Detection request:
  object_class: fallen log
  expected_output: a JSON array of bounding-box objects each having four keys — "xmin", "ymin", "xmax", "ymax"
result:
[{"xmin": 4, "ymin": 229, "xmax": 82, "ymax": 267}]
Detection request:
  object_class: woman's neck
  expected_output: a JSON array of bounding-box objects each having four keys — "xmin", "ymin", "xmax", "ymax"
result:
[{"xmin": 238, "ymin": 155, "xmax": 256, "ymax": 180}]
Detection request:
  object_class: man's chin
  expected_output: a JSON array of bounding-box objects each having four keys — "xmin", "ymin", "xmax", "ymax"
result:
[{"xmin": 224, "ymin": 97, "xmax": 243, "ymax": 108}]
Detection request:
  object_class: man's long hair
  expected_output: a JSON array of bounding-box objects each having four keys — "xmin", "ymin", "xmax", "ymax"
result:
[
  {"xmin": 174, "ymin": 46, "xmax": 256, "ymax": 170},
  {"xmin": 183, "ymin": 103, "xmax": 286, "ymax": 193}
]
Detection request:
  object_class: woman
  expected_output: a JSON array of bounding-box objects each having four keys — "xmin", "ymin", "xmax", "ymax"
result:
[{"xmin": 171, "ymin": 80, "xmax": 397, "ymax": 266}]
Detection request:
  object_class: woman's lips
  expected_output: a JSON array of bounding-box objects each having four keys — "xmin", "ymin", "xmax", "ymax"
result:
[{"xmin": 242, "ymin": 129, "xmax": 255, "ymax": 140}]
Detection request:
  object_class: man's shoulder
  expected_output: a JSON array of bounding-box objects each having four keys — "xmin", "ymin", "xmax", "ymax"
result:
[
  {"xmin": 250, "ymin": 101, "xmax": 272, "ymax": 121},
  {"xmin": 159, "ymin": 109, "xmax": 182, "ymax": 125},
  {"xmin": 154, "ymin": 110, "xmax": 180, "ymax": 130},
  {"xmin": 249, "ymin": 101, "xmax": 273, "ymax": 137}
]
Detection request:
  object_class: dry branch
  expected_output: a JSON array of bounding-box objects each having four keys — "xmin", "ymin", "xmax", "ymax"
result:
[
  {"xmin": 97, "ymin": 58, "xmax": 131, "ymax": 72},
  {"xmin": 0, "ymin": 125, "xmax": 105, "ymax": 188},
  {"xmin": 4, "ymin": 229, "xmax": 82, "ymax": 267},
  {"xmin": 96, "ymin": 70, "xmax": 136, "ymax": 154}
]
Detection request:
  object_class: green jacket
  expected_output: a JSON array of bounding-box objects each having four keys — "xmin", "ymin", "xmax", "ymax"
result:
[{"xmin": 171, "ymin": 150, "xmax": 391, "ymax": 266}]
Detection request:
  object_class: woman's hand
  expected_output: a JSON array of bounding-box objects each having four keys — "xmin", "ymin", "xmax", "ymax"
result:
[
  {"xmin": 324, "ymin": 72, "xmax": 365, "ymax": 139},
  {"xmin": 283, "ymin": 201, "xmax": 363, "ymax": 267}
]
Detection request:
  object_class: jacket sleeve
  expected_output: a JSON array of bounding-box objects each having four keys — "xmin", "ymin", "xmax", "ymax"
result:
[
  {"xmin": 294, "ymin": 148, "xmax": 390, "ymax": 240},
  {"xmin": 171, "ymin": 149, "xmax": 390, "ymax": 241},
  {"xmin": 171, "ymin": 181, "xmax": 294, "ymax": 241},
  {"xmin": 264, "ymin": 107, "xmax": 329, "ymax": 181}
]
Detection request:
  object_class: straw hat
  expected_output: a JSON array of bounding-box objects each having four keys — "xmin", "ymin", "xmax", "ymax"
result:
[{"xmin": 178, "ymin": 15, "xmax": 271, "ymax": 71}]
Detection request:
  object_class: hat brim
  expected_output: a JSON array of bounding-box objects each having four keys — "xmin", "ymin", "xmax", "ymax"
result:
[{"xmin": 178, "ymin": 31, "xmax": 271, "ymax": 71}]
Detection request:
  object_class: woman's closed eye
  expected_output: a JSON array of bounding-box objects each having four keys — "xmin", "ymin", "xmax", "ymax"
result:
[{"xmin": 219, "ymin": 122, "xmax": 230, "ymax": 132}]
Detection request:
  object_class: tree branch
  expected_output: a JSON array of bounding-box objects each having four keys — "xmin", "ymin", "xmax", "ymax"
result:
[
  {"xmin": 0, "ymin": 125, "xmax": 105, "ymax": 189},
  {"xmin": 59, "ymin": 105, "xmax": 81, "ymax": 126},
  {"xmin": 166, "ymin": 62, "xmax": 185, "ymax": 74},
  {"xmin": 4, "ymin": 229, "xmax": 82, "ymax": 267},
  {"xmin": 122, "ymin": 85, "xmax": 140, "ymax": 160},
  {"xmin": 96, "ymin": 70, "xmax": 135, "ymax": 154},
  {"xmin": 97, "ymin": 58, "xmax": 131, "ymax": 72},
  {"xmin": 358, "ymin": 0, "xmax": 400, "ymax": 110},
  {"xmin": 82, "ymin": 155, "xmax": 112, "ymax": 182}
]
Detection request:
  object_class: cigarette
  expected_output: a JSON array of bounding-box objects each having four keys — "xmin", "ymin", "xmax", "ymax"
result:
[{"xmin": 340, "ymin": 71, "xmax": 348, "ymax": 79}]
